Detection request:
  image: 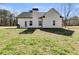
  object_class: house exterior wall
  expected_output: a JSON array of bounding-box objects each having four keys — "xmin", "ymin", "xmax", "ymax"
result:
[
  {"xmin": 42, "ymin": 9, "xmax": 62, "ymax": 28},
  {"xmin": 18, "ymin": 10, "xmax": 39, "ymax": 28},
  {"xmin": 18, "ymin": 18, "xmax": 33, "ymax": 28},
  {"xmin": 18, "ymin": 18, "xmax": 42, "ymax": 28},
  {"xmin": 18, "ymin": 11, "xmax": 44, "ymax": 28},
  {"xmin": 17, "ymin": 9, "xmax": 62, "ymax": 28},
  {"xmin": 32, "ymin": 11, "xmax": 44, "ymax": 28},
  {"xmin": 32, "ymin": 11, "xmax": 39, "ymax": 28}
]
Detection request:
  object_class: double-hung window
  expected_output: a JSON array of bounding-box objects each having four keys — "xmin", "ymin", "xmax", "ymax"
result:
[
  {"xmin": 53, "ymin": 20, "xmax": 55, "ymax": 26},
  {"xmin": 29, "ymin": 21, "xmax": 32, "ymax": 26}
]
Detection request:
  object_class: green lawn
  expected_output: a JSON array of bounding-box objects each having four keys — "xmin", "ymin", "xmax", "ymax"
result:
[{"xmin": 0, "ymin": 27, "xmax": 79, "ymax": 55}]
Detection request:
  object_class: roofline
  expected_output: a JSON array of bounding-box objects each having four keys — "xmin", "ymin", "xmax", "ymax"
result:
[
  {"xmin": 39, "ymin": 8, "xmax": 63, "ymax": 19},
  {"xmin": 43, "ymin": 8, "xmax": 62, "ymax": 16},
  {"xmin": 16, "ymin": 17, "xmax": 33, "ymax": 18}
]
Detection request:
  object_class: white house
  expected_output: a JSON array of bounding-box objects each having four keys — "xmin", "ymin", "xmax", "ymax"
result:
[{"xmin": 17, "ymin": 8, "xmax": 63, "ymax": 28}]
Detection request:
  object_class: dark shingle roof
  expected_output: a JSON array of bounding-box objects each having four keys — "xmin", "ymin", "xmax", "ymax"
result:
[{"xmin": 17, "ymin": 12, "xmax": 32, "ymax": 18}]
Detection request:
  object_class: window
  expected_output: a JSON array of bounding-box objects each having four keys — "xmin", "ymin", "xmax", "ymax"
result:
[
  {"xmin": 53, "ymin": 20, "xmax": 55, "ymax": 26},
  {"xmin": 43, "ymin": 16, "xmax": 45, "ymax": 18},
  {"xmin": 39, "ymin": 21, "xmax": 42, "ymax": 26},
  {"xmin": 25, "ymin": 21, "xmax": 27, "ymax": 27},
  {"xmin": 29, "ymin": 21, "xmax": 32, "ymax": 26}
]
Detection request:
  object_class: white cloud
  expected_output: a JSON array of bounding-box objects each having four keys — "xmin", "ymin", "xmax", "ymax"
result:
[
  {"xmin": 0, "ymin": 5, "xmax": 20, "ymax": 16},
  {"xmin": 0, "ymin": 5, "xmax": 13, "ymax": 12},
  {"xmin": 74, "ymin": 4, "xmax": 79, "ymax": 9},
  {"xmin": 33, "ymin": 6, "xmax": 40, "ymax": 8}
]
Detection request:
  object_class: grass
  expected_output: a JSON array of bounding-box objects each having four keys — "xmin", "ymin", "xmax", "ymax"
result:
[{"xmin": 0, "ymin": 26, "xmax": 79, "ymax": 54}]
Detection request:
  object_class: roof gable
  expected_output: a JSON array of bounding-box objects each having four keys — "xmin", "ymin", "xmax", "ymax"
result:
[{"xmin": 43, "ymin": 8, "xmax": 61, "ymax": 16}]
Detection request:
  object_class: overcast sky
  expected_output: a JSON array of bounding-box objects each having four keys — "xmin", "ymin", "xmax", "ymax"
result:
[{"xmin": 0, "ymin": 3, "xmax": 79, "ymax": 17}]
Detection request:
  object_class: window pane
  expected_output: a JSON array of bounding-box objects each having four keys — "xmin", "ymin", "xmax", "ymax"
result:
[
  {"xmin": 29, "ymin": 21, "xmax": 32, "ymax": 26},
  {"xmin": 25, "ymin": 21, "xmax": 27, "ymax": 27},
  {"xmin": 39, "ymin": 21, "xmax": 42, "ymax": 26},
  {"xmin": 53, "ymin": 20, "xmax": 55, "ymax": 26}
]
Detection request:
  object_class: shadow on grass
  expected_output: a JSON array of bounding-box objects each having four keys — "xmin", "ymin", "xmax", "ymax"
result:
[
  {"xmin": 19, "ymin": 28, "xmax": 36, "ymax": 34},
  {"xmin": 19, "ymin": 28, "xmax": 74, "ymax": 36},
  {"xmin": 40, "ymin": 28, "xmax": 74, "ymax": 36}
]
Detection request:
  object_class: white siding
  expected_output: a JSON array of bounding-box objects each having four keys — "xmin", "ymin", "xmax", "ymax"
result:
[
  {"xmin": 17, "ymin": 9, "xmax": 62, "ymax": 28},
  {"xmin": 18, "ymin": 18, "xmax": 33, "ymax": 28},
  {"xmin": 32, "ymin": 11, "xmax": 44, "ymax": 28},
  {"xmin": 42, "ymin": 9, "xmax": 62, "ymax": 28}
]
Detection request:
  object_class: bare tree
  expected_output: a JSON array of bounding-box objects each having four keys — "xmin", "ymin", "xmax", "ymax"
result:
[{"xmin": 63, "ymin": 3, "xmax": 72, "ymax": 27}]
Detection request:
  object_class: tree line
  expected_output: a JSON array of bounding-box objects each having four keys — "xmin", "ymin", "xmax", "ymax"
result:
[
  {"xmin": 0, "ymin": 9, "xmax": 17, "ymax": 26},
  {"xmin": 61, "ymin": 3, "xmax": 79, "ymax": 26},
  {"xmin": 66, "ymin": 16, "xmax": 79, "ymax": 26}
]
